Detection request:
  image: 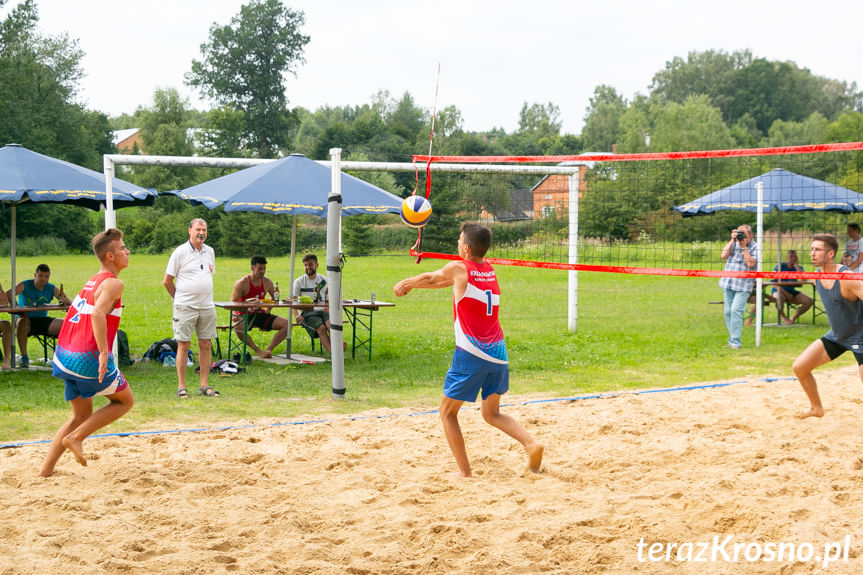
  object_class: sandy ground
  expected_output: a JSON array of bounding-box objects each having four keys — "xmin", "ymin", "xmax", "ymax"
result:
[{"xmin": 2, "ymin": 367, "xmax": 863, "ymax": 574}]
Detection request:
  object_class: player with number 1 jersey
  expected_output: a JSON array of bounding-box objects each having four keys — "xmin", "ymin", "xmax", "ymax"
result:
[{"xmin": 454, "ymin": 259, "xmax": 508, "ymax": 365}]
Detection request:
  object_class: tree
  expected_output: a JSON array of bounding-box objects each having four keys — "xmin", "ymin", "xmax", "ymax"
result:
[
  {"xmin": 765, "ymin": 112, "xmax": 829, "ymax": 147},
  {"xmin": 132, "ymin": 88, "xmax": 200, "ymax": 190},
  {"xmin": 650, "ymin": 95, "xmax": 734, "ymax": 152},
  {"xmin": 517, "ymin": 102, "xmax": 561, "ymax": 139},
  {"xmin": 650, "ymin": 50, "xmax": 751, "ymax": 120},
  {"xmin": 0, "ymin": 0, "xmax": 112, "ymax": 170},
  {"xmin": 186, "ymin": 0, "xmax": 309, "ymax": 158},
  {"xmin": 581, "ymin": 85, "xmax": 626, "ymax": 152},
  {"xmin": 650, "ymin": 49, "xmax": 861, "ymax": 133},
  {"xmin": 0, "ymin": 0, "xmax": 109, "ymax": 251}
]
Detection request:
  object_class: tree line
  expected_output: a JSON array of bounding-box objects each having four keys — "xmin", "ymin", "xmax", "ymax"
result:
[{"xmin": 2, "ymin": 0, "xmax": 862, "ymax": 255}]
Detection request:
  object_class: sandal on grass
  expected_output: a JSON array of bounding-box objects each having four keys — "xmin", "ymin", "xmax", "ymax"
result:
[
  {"xmin": 199, "ymin": 385, "xmax": 220, "ymax": 397},
  {"xmin": 176, "ymin": 387, "xmax": 189, "ymax": 399}
]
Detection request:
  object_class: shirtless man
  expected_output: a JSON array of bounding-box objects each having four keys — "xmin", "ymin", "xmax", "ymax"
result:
[{"xmin": 792, "ymin": 233, "xmax": 863, "ymax": 419}]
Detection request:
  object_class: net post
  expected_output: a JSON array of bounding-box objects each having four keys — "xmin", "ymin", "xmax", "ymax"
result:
[
  {"xmin": 755, "ymin": 181, "xmax": 764, "ymax": 346},
  {"xmin": 103, "ymin": 155, "xmax": 116, "ymax": 229},
  {"xmin": 568, "ymin": 171, "xmax": 580, "ymax": 332},
  {"xmin": 328, "ymin": 148, "xmax": 345, "ymax": 398}
]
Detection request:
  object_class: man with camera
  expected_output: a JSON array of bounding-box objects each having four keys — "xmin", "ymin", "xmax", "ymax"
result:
[{"xmin": 719, "ymin": 224, "xmax": 758, "ymax": 349}]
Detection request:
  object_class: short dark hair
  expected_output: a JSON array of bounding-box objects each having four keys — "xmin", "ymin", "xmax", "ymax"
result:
[
  {"xmin": 92, "ymin": 228, "xmax": 124, "ymax": 261},
  {"xmin": 460, "ymin": 222, "xmax": 492, "ymax": 258},
  {"xmin": 250, "ymin": 255, "xmax": 267, "ymax": 267},
  {"xmin": 849, "ymin": 223, "xmax": 861, "ymax": 233},
  {"xmin": 812, "ymin": 233, "xmax": 838, "ymax": 256},
  {"xmin": 302, "ymin": 254, "xmax": 318, "ymax": 263},
  {"xmin": 36, "ymin": 263, "xmax": 50, "ymax": 274}
]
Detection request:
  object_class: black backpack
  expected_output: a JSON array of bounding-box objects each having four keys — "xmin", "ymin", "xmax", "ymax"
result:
[{"xmin": 117, "ymin": 329, "xmax": 135, "ymax": 366}]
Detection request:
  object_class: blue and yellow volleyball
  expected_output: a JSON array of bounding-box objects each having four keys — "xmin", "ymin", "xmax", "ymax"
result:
[{"xmin": 400, "ymin": 195, "xmax": 432, "ymax": 228}]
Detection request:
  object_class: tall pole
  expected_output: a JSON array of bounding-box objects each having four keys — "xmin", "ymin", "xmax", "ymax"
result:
[
  {"xmin": 103, "ymin": 156, "xmax": 116, "ymax": 229},
  {"xmin": 328, "ymin": 148, "xmax": 345, "ymax": 398},
  {"xmin": 755, "ymin": 181, "xmax": 764, "ymax": 346},
  {"xmin": 10, "ymin": 205, "xmax": 17, "ymax": 366},
  {"xmin": 567, "ymin": 170, "xmax": 580, "ymax": 332}
]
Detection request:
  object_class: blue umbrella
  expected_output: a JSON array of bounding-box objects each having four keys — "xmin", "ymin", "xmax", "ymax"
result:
[
  {"xmin": 169, "ymin": 152, "xmax": 402, "ymax": 297},
  {"xmin": 674, "ymin": 168, "xmax": 863, "ymax": 215},
  {"xmin": 0, "ymin": 143, "xmax": 156, "ymax": 366},
  {"xmin": 0, "ymin": 144, "xmax": 155, "ymax": 209},
  {"xmin": 170, "ymin": 153, "xmax": 402, "ymax": 215}
]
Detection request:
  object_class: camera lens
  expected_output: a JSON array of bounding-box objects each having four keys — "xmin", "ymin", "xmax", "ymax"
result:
[{"xmin": 736, "ymin": 231, "xmax": 745, "ymax": 241}]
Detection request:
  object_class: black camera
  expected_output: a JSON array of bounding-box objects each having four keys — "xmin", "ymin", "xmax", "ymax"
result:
[{"xmin": 735, "ymin": 230, "xmax": 746, "ymax": 241}]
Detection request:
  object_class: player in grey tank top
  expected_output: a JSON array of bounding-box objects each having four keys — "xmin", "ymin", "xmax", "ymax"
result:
[{"xmin": 792, "ymin": 234, "xmax": 863, "ymax": 419}]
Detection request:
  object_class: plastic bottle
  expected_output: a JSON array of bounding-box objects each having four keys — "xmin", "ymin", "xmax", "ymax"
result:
[{"xmin": 273, "ymin": 282, "xmax": 280, "ymax": 302}]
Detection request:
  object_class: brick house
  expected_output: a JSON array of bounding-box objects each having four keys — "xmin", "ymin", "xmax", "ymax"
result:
[
  {"xmin": 112, "ymin": 128, "xmax": 143, "ymax": 154},
  {"xmin": 532, "ymin": 157, "xmax": 599, "ymax": 217}
]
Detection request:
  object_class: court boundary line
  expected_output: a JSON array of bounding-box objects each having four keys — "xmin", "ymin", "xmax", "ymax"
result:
[{"xmin": 0, "ymin": 376, "xmax": 797, "ymax": 449}]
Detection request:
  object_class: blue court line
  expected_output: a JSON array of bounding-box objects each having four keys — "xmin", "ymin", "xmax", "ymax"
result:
[{"xmin": 0, "ymin": 376, "xmax": 797, "ymax": 450}]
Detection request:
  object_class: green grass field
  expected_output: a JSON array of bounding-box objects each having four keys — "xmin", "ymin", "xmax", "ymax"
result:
[{"xmin": 0, "ymin": 252, "xmax": 843, "ymax": 443}]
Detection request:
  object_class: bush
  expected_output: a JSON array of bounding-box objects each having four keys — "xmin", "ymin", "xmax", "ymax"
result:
[{"xmin": 0, "ymin": 236, "xmax": 68, "ymax": 256}]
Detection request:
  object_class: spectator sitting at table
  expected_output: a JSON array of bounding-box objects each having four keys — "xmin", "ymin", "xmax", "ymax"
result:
[
  {"xmin": 845, "ymin": 223, "xmax": 863, "ymax": 272},
  {"xmin": 773, "ymin": 249, "xmax": 814, "ymax": 325},
  {"xmin": 11, "ymin": 264, "xmax": 72, "ymax": 368},
  {"xmin": 842, "ymin": 251, "xmax": 855, "ymax": 268},
  {"xmin": 745, "ymin": 249, "xmax": 813, "ymax": 326},
  {"xmin": 0, "ymin": 281, "xmax": 13, "ymax": 370},
  {"xmin": 229, "ymin": 255, "xmax": 289, "ymax": 359},
  {"xmin": 291, "ymin": 253, "xmax": 344, "ymax": 354}
]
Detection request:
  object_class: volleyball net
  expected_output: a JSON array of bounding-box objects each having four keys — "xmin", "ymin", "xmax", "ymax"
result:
[{"xmin": 404, "ymin": 142, "xmax": 863, "ymax": 280}]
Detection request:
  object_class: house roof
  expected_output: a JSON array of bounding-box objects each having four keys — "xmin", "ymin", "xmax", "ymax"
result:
[{"xmin": 112, "ymin": 128, "xmax": 140, "ymax": 146}]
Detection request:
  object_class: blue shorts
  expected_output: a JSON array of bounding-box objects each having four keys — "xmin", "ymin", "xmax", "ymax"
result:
[
  {"xmin": 53, "ymin": 362, "xmax": 129, "ymax": 401},
  {"xmin": 443, "ymin": 348, "xmax": 509, "ymax": 402}
]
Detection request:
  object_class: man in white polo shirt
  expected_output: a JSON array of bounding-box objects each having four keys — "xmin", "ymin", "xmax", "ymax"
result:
[{"xmin": 162, "ymin": 218, "xmax": 219, "ymax": 398}]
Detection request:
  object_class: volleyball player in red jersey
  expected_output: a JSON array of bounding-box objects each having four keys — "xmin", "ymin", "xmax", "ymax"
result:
[
  {"xmin": 394, "ymin": 222, "xmax": 543, "ymax": 477},
  {"xmin": 38, "ymin": 228, "xmax": 134, "ymax": 477}
]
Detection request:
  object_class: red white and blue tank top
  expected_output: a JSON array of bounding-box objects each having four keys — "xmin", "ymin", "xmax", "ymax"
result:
[
  {"xmin": 53, "ymin": 272, "xmax": 122, "ymax": 378},
  {"xmin": 454, "ymin": 260, "xmax": 507, "ymax": 364}
]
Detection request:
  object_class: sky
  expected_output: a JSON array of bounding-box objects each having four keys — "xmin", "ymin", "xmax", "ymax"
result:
[{"xmin": 4, "ymin": 0, "xmax": 863, "ymax": 135}]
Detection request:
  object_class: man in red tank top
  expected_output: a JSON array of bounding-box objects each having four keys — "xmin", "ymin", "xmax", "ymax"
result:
[
  {"xmin": 394, "ymin": 222, "xmax": 543, "ymax": 478},
  {"xmin": 230, "ymin": 255, "xmax": 289, "ymax": 358},
  {"xmin": 39, "ymin": 228, "xmax": 134, "ymax": 477}
]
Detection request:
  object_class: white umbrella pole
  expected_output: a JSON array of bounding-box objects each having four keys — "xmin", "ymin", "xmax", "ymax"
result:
[
  {"xmin": 289, "ymin": 215, "xmax": 296, "ymax": 291},
  {"xmin": 328, "ymin": 148, "xmax": 345, "ymax": 398},
  {"xmin": 285, "ymin": 214, "xmax": 296, "ymax": 359},
  {"xmin": 755, "ymin": 181, "xmax": 764, "ymax": 347}
]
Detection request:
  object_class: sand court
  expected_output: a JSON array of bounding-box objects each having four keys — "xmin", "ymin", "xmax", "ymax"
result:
[{"xmin": 2, "ymin": 366, "xmax": 863, "ymax": 574}]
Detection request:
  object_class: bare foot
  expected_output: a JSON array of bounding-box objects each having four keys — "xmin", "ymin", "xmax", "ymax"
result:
[
  {"xmin": 526, "ymin": 442, "xmax": 544, "ymax": 473},
  {"xmin": 449, "ymin": 470, "xmax": 472, "ymax": 478},
  {"xmin": 744, "ymin": 316, "xmax": 753, "ymax": 327},
  {"xmin": 37, "ymin": 466, "xmax": 54, "ymax": 478},
  {"xmin": 796, "ymin": 406, "xmax": 825, "ymax": 419},
  {"xmin": 61, "ymin": 436, "xmax": 87, "ymax": 467},
  {"xmin": 259, "ymin": 350, "xmax": 273, "ymax": 359},
  {"xmin": 782, "ymin": 317, "xmax": 794, "ymax": 325}
]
